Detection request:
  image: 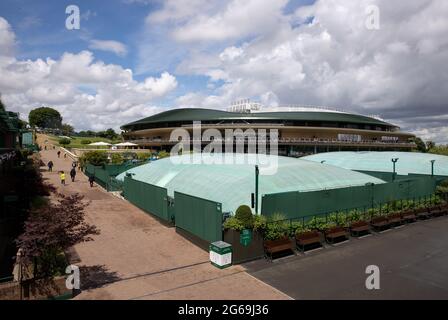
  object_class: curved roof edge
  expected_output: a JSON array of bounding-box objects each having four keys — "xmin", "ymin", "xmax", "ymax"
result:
[{"xmin": 121, "ymin": 108, "xmax": 395, "ymax": 131}]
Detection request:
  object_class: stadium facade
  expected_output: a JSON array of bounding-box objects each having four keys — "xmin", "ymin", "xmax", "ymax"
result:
[{"xmin": 121, "ymin": 105, "xmax": 416, "ymax": 156}]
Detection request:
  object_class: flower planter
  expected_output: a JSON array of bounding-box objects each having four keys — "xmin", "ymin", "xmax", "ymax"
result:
[{"xmin": 223, "ymin": 229, "xmax": 264, "ymax": 264}]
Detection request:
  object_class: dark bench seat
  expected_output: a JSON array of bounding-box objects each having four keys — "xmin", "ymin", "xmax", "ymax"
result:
[
  {"xmin": 350, "ymin": 221, "xmax": 370, "ymax": 237},
  {"xmin": 324, "ymin": 226, "xmax": 349, "ymax": 244},
  {"xmin": 295, "ymin": 231, "xmax": 322, "ymax": 252},
  {"xmin": 264, "ymin": 237, "xmax": 294, "ymax": 261}
]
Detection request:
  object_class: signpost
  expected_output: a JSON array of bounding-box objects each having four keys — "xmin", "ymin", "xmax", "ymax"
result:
[{"xmin": 240, "ymin": 229, "xmax": 252, "ymax": 247}]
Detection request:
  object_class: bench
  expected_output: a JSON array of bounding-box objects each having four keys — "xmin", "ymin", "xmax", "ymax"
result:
[
  {"xmin": 264, "ymin": 237, "xmax": 294, "ymax": 261},
  {"xmin": 387, "ymin": 213, "xmax": 402, "ymax": 226},
  {"xmin": 370, "ymin": 216, "xmax": 390, "ymax": 231},
  {"xmin": 350, "ymin": 221, "xmax": 370, "ymax": 237},
  {"xmin": 430, "ymin": 205, "xmax": 448, "ymax": 217},
  {"xmin": 324, "ymin": 226, "xmax": 349, "ymax": 244},
  {"xmin": 295, "ymin": 231, "xmax": 322, "ymax": 252},
  {"xmin": 401, "ymin": 210, "xmax": 417, "ymax": 223},
  {"xmin": 415, "ymin": 207, "xmax": 432, "ymax": 220}
]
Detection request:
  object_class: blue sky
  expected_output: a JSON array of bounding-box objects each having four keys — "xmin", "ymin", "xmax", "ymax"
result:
[{"xmin": 0, "ymin": 0, "xmax": 447, "ymax": 142}]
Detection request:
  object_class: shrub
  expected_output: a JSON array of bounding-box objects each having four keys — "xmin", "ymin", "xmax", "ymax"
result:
[
  {"xmin": 235, "ymin": 205, "xmax": 254, "ymax": 229},
  {"xmin": 111, "ymin": 153, "xmax": 124, "ymax": 164},
  {"xmin": 223, "ymin": 216, "xmax": 244, "ymax": 231},
  {"xmin": 263, "ymin": 213, "xmax": 289, "ymax": 241},
  {"xmin": 58, "ymin": 138, "xmax": 71, "ymax": 146},
  {"xmin": 137, "ymin": 153, "xmax": 152, "ymax": 161},
  {"xmin": 253, "ymin": 215, "xmax": 267, "ymax": 232},
  {"xmin": 80, "ymin": 150, "xmax": 108, "ymax": 166},
  {"xmin": 80, "ymin": 139, "xmax": 92, "ymax": 145}
]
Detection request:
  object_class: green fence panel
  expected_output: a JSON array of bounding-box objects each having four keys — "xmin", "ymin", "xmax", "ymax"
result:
[
  {"xmin": 123, "ymin": 176, "xmax": 170, "ymax": 221},
  {"xmin": 174, "ymin": 191, "xmax": 223, "ymax": 244},
  {"xmin": 261, "ymin": 176, "xmax": 438, "ymax": 219},
  {"xmin": 107, "ymin": 177, "xmax": 123, "ymax": 192},
  {"xmin": 94, "ymin": 167, "xmax": 109, "ymax": 189}
]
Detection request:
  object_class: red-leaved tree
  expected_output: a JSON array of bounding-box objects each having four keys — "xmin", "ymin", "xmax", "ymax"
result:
[{"xmin": 16, "ymin": 193, "xmax": 100, "ymax": 277}]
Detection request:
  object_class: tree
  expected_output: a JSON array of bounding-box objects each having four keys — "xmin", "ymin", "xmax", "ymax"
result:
[
  {"xmin": 29, "ymin": 107, "xmax": 62, "ymax": 129},
  {"xmin": 426, "ymin": 140, "xmax": 436, "ymax": 150},
  {"xmin": 81, "ymin": 150, "xmax": 108, "ymax": 166},
  {"xmin": 413, "ymin": 137, "xmax": 427, "ymax": 153},
  {"xmin": 16, "ymin": 193, "xmax": 99, "ymax": 277},
  {"xmin": 61, "ymin": 123, "xmax": 74, "ymax": 136},
  {"xmin": 0, "ymin": 97, "xmax": 5, "ymax": 111}
]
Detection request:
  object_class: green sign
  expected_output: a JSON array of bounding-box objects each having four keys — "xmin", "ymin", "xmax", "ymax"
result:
[{"xmin": 240, "ymin": 229, "xmax": 252, "ymax": 247}]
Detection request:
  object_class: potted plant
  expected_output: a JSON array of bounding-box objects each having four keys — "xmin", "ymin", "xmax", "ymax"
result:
[{"xmin": 222, "ymin": 205, "xmax": 265, "ymax": 263}]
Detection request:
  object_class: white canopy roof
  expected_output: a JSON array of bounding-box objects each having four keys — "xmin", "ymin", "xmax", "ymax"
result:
[
  {"xmin": 88, "ymin": 141, "xmax": 112, "ymax": 146},
  {"xmin": 114, "ymin": 142, "xmax": 138, "ymax": 147}
]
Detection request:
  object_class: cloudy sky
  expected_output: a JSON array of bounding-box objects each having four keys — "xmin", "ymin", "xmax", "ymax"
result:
[{"xmin": 0, "ymin": 0, "xmax": 447, "ymax": 142}]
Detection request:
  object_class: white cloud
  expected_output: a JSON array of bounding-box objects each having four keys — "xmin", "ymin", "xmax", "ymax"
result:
[
  {"xmin": 0, "ymin": 18, "xmax": 177, "ymax": 131},
  {"xmin": 160, "ymin": 0, "xmax": 448, "ymax": 142},
  {"xmin": 88, "ymin": 39, "xmax": 128, "ymax": 57},
  {"xmin": 0, "ymin": 17, "xmax": 15, "ymax": 57}
]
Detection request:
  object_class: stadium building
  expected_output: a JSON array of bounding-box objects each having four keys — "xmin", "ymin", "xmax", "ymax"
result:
[{"xmin": 121, "ymin": 102, "xmax": 416, "ymax": 156}]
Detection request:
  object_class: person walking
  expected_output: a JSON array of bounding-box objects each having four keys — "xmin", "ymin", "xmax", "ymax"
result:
[
  {"xmin": 47, "ymin": 160, "xmax": 54, "ymax": 172},
  {"xmin": 57, "ymin": 150, "xmax": 61, "ymax": 158},
  {"xmin": 70, "ymin": 167, "xmax": 76, "ymax": 182},
  {"xmin": 59, "ymin": 171, "xmax": 66, "ymax": 185},
  {"xmin": 64, "ymin": 153, "xmax": 67, "ymax": 159},
  {"xmin": 88, "ymin": 175, "xmax": 95, "ymax": 187}
]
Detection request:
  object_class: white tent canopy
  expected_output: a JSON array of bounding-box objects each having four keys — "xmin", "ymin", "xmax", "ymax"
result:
[
  {"xmin": 88, "ymin": 141, "xmax": 112, "ymax": 146},
  {"xmin": 114, "ymin": 142, "xmax": 138, "ymax": 147}
]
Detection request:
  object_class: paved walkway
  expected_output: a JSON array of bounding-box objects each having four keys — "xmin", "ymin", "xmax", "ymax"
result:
[
  {"xmin": 37, "ymin": 135, "xmax": 289, "ymax": 300},
  {"xmin": 246, "ymin": 216, "xmax": 448, "ymax": 299}
]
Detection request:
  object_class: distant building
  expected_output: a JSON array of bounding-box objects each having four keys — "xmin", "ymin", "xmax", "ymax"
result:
[{"xmin": 121, "ymin": 104, "xmax": 416, "ymax": 156}]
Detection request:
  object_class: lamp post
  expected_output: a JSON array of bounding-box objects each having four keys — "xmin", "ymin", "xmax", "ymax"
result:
[
  {"xmin": 255, "ymin": 165, "xmax": 259, "ymax": 214},
  {"xmin": 430, "ymin": 160, "xmax": 435, "ymax": 177},
  {"xmin": 391, "ymin": 158, "xmax": 399, "ymax": 181}
]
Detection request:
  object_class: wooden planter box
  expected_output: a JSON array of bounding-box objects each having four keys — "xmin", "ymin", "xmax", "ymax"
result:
[
  {"xmin": 349, "ymin": 220, "xmax": 370, "ymax": 237},
  {"xmin": 223, "ymin": 229, "xmax": 264, "ymax": 264},
  {"xmin": 323, "ymin": 226, "xmax": 349, "ymax": 244},
  {"xmin": 295, "ymin": 231, "xmax": 322, "ymax": 252}
]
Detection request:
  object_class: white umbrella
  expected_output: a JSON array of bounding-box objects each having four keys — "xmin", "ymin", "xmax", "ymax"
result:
[{"xmin": 88, "ymin": 141, "xmax": 112, "ymax": 146}]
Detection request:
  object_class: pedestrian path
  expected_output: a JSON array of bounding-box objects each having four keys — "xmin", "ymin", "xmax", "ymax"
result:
[{"xmin": 37, "ymin": 134, "xmax": 289, "ymax": 300}]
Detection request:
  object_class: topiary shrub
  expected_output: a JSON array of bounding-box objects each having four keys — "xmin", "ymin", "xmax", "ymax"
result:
[
  {"xmin": 81, "ymin": 139, "xmax": 92, "ymax": 145},
  {"xmin": 235, "ymin": 205, "xmax": 254, "ymax": 229}
]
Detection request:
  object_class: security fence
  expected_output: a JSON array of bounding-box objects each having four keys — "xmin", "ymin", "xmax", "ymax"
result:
[
  {"xmin": 174, "ymin": 191, "xmax": 223, "ymax": 244},
  {"xmin": 123, "ymin": 176, "xmax": 171, "ymax": 222},
  {"xmin": 264, "ymin": 193, "xmax": 442, "ymax": 235},
  {"xmin": 261, "ymin": 176, "xmax": 439, "ymax": 219},
  {"xmin": 84, "ymin": 162, "xmax": 141, "ymax": 191}
]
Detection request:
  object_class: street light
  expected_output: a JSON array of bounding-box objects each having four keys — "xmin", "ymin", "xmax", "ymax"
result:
[
  {"xmin": 255, "ymin": 165, "xmax": 259, "ymax": 214},
  {"xmin": 430, "ymin": 160, "xmax": 435, "ymax": 177},
  {"xmin": 391, "ymin": 158, "xmax": 399, "ymax": 181}
]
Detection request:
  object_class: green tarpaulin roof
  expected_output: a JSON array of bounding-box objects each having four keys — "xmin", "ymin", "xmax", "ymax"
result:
[
  {"xmin": 117, "ymin": 154, "xmax": 384, "ymax": 213},
  {"xmin": 303, "ymin": 151, "xmax": 448, "ymax": 177}
]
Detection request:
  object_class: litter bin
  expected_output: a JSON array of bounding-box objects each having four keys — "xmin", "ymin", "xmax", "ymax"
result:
[{"xmin": 209, "ymin": 241, "xmax": 232, "ymax": 269}]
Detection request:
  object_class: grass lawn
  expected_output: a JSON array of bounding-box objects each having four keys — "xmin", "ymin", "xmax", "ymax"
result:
[{"xmin": 48, "ymin": 135, "xmax": 122, "ymax": 149}]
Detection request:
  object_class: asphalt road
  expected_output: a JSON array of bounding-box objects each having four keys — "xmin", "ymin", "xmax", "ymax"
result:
[{"xmin": 245, "ymin": 216, "xmax": 448, "ymax": 299}]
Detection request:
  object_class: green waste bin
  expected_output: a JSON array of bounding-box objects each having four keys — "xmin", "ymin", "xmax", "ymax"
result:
[{"xmin": 209, "ymin": 241, "xmax": 232, "ymax": 269}]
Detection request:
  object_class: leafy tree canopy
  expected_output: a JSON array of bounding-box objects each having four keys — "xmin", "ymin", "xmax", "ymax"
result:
[
  {"xmin": 29, "ymin": 107, "xmax": 62, "ymax": 129},
  {"xmin": 81, "ymin": 150, "xmax": 108, "ymax": 166}
]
